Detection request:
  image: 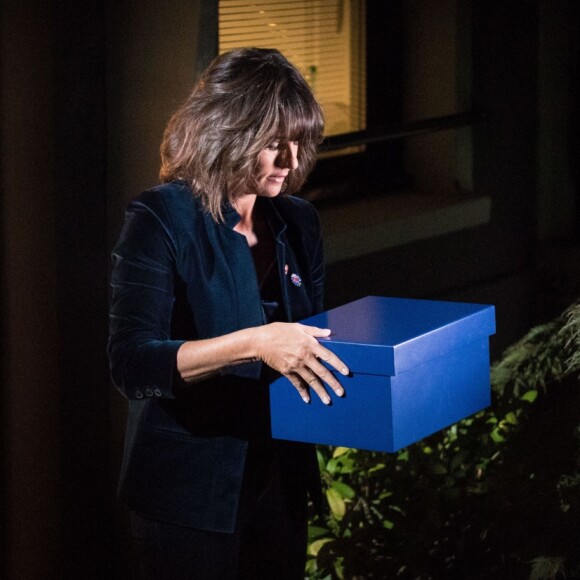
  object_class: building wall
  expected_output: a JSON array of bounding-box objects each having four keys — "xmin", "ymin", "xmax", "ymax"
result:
[
  {"xmin": 1, "ymin": 0, "xmax": 204, "ymax": 578},
  {"xmin": 325, "ymin": 0, "xmax": 540, "ymax": 362},
  {"xmin": 1, "ymin": 0, "xmax": 61, "ymax": 577}
]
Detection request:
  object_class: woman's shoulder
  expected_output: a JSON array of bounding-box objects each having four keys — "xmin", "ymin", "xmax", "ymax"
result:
[
  {"xmin": 129, "ymin": 181, "xmax": 205, "ymax": 225},
  {"xmin": 115, "ymin": 183, "xmax": 207, "ymax": 258},
  {"xmin": 133, "ymin": 180, "xmax": 199, "ymax": 211}
]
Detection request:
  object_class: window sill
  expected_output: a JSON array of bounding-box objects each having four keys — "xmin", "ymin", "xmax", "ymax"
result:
[{"xmin": 319, "ymin": 192, "xmax": 492, "ymax": 265}]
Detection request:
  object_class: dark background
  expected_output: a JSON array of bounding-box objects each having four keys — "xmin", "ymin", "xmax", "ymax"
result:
[{"xmin": 1, "ymin": 0, "xmax": 579, "ymax": 578}]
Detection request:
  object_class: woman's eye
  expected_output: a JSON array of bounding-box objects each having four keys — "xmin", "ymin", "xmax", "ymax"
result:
[{"xmin": 267, "ymin": 142, "xmax": 280, "ymax": 151}]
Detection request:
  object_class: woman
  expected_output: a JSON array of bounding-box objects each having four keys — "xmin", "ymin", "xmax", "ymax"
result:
[{"xmin": 108, "ymin": 48, "xmax": 349, "ymax": 579}]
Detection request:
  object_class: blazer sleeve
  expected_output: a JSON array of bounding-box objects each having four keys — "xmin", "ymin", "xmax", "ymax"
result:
[{"xmin": 108, "ymin": 195, "xmax": 185, "ymax": 400}]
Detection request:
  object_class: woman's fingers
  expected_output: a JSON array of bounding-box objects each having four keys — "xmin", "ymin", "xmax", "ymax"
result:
[
  {"xmin": 314, "ymin": 345, "xmax": 349, "ymax": 378},
  {"xmin": 256, "ymin": 322, "xmax": 350, "ymax": 404},
  {"xmin": 307, "ymin": 358, "xmax": 344, "ymax": 396},
  {"xmin": 292, "ymin": 342, "xmax": 349, "ymax": 405},
  {"xmin": 294, "ymin": 327, "xmax": 349, "ymax": 404},
  {"xmin": 286, "ymin": 373, "xmax": 312, "ymax": 404},
  {"xmin": 299, "ymin": 324, "xmax": 333, "ymax": 338},
  {"xmin": 297, "ymin": 324, "xmax": 350, "ymax": 376}
]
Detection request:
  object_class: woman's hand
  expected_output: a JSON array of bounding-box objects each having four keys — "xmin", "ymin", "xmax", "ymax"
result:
[
  {"xmin": 176, "ymin": 322, "xmax": 349, "ymax": 404},
  {"xmin": 255, "ymin": 322, "xmax": 349, "ymax": 404}
]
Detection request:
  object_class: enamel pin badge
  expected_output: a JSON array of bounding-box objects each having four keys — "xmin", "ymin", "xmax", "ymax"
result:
[{"xmin": 290, "ymin": 273, "xmax": 302, "ymax": 287}]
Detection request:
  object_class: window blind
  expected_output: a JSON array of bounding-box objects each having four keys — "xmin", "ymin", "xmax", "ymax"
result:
[{"xmin": 219, "ymin": 0, "xmax": 366, "ymax": 137}]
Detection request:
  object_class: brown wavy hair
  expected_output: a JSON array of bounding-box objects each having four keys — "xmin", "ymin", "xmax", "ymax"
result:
[{"xmin": 159, "ymin": 48, "xmax": 324, "ymax": 221}]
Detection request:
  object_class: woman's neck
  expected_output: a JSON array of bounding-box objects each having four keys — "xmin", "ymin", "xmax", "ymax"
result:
[
  {"xmin": 233, "ymin": 193, "xmax": 257, "ymax": 223},
  {"xmin": 232, "ymin": 194, "xmax": 259, "ymax": 246}
]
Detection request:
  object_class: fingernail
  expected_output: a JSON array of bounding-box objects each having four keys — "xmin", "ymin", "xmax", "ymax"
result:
[
  {"xmin": 302, "ymin": 395, "xmax": 310, "ymax": 404},
  {"xmin": 336, "ymin": 388, "xmax": 345, "ymax": 397},
  {"xmin": 323, "ymin": 396, "xmax": 331, "ymax": 405},
  {"xmin": 341, "ymin": 367, "xmax": 349, "ymax": 375}
]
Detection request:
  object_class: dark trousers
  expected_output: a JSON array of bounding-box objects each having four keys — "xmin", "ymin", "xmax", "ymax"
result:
[{"xmin": 129, "ymin": 443, "xmax": 309, "ymax": 580}]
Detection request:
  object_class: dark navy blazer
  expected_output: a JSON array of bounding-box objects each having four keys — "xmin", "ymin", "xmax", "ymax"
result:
[{"xmin": 108, "ymin": 181, "xmax": 325, "ymax": 532}]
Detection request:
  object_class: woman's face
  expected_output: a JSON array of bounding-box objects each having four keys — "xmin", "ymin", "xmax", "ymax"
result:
[{"xmin": 254, "ymin": 140, "xmax": 299, "ymax": 197}]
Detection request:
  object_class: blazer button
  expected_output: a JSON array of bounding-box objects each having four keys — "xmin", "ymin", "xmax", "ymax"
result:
[
  {"xmin": 145, "ymin": 388, "xmax": 154, "ymax": 397},
  {"xmin": 135, "ymin": 390, "xmax": 144, "ymax": 399}
]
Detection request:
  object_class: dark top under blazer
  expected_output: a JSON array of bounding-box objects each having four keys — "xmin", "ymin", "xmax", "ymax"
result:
[{"xmin": 108, "ymin": 181, "xmax": 325, "ymax": 532}]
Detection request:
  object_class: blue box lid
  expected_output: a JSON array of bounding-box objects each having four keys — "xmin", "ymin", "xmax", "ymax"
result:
[{"xmin": 303, "ymin": 296, "xmax": 496, "ymax": 376}]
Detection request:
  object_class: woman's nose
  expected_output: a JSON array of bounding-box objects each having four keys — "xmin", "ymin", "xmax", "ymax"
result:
[{"xmin": 277, "ymin": 143, "xmax": 299, "ymax": 170}]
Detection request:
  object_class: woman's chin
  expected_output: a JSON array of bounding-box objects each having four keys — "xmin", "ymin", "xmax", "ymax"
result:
[{"xmin": 257, "ymin": 186, "xmax": 284, "ymax": 198}]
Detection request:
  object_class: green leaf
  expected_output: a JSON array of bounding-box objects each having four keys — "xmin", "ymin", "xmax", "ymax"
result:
[
  {"xmin": 331, "ymin": 480, "xmax": 356, "ymax": 499},
  {"xmin": 304, "ymin": 558, "xmax": 318, "ymax": 575},
  {"xmin": 504, "ymin": 411, "xmax": 518, "ymax": 425},
  {"xmin": 529, "ymin": 556, "xmax": 566, "ymax": 580},
  {"xmin": 316, "ymin": 449, "xmax": 327, "ymax": 472},
  {"xmin": 388, "ymin": 504, "xmax": 405, "ymax": 515},
  {"xmin": 326, "ymin": 456, "xmax": 356, "ymax": 475},
  {"xmin": 334, "ymin": 556, "xmax": 345, "ymax": 580},
  {"xmin": 308, "ymin": 525, "xmax": 330, "ymax": 541},
  {"xmin": 521, "ymin": 389, "xmax": 538, "ymax": 403},
  {"xmin": 368, "ymin": 462, "xmax": 386, "ymax": 473},
  {"xmin": 382, "ymin": 519, "xmax": 394, "ymax": 529},
  {"xmin": 308, "ymin": 537, "xmax": 333, "ymax": 556},
  {"xmin": 339, "ymin": 460, "xmax": 357, "ymax": 474},
  {"xmin": 450, "ymin": 449, "xmax": 469, "ymax": 473},
  {"xmin": 332, "ymin": 446, "xmax": 351, "ymax": 458},
  {"xmin": 397, "ymin": 449, "xmax": 409, "ymax": 462},
  {"xmin": 326, "ymin": 457, "xmax": 338, "ymax": 474},
  {"xmin": 326, "ymin": 487, "xmax": 346, "ymax": 520},
  {"xmin": 490, "ymin": 428, "xmax": 506, "ymax": 443}
]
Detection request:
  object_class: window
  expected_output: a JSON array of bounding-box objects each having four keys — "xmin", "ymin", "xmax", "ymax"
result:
[
  {"xmin": 218, "ymin": 0, "xmax": 474, "ymax": 204},
  {"xmin": 219, "ymin": 0, "xmax": 366, "ymax": 139}
]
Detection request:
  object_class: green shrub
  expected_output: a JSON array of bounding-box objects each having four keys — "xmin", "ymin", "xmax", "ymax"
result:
[{"xmin": 306, "ymin": 300, "xmax": 580, "ymax": 579}]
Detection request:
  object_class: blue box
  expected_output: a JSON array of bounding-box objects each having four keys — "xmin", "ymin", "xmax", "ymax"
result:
[{"xmin": 270, "ymin": 296, "xmax": 496, "ymax": 452}]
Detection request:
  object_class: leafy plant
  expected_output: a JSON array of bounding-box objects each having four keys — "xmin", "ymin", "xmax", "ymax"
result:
[
  {"xmin": 529, "ymin": 556, "xmax": 566, "ymax": 580},
  {"xmin": 306, "ymin": 299, "xmax": 580, "ymax": 579}
]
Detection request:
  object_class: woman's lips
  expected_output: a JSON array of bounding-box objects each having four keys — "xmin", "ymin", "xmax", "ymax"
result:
[{"xmin": 267, "ymin": 174, "xmax": 287, "ymax": 184}]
